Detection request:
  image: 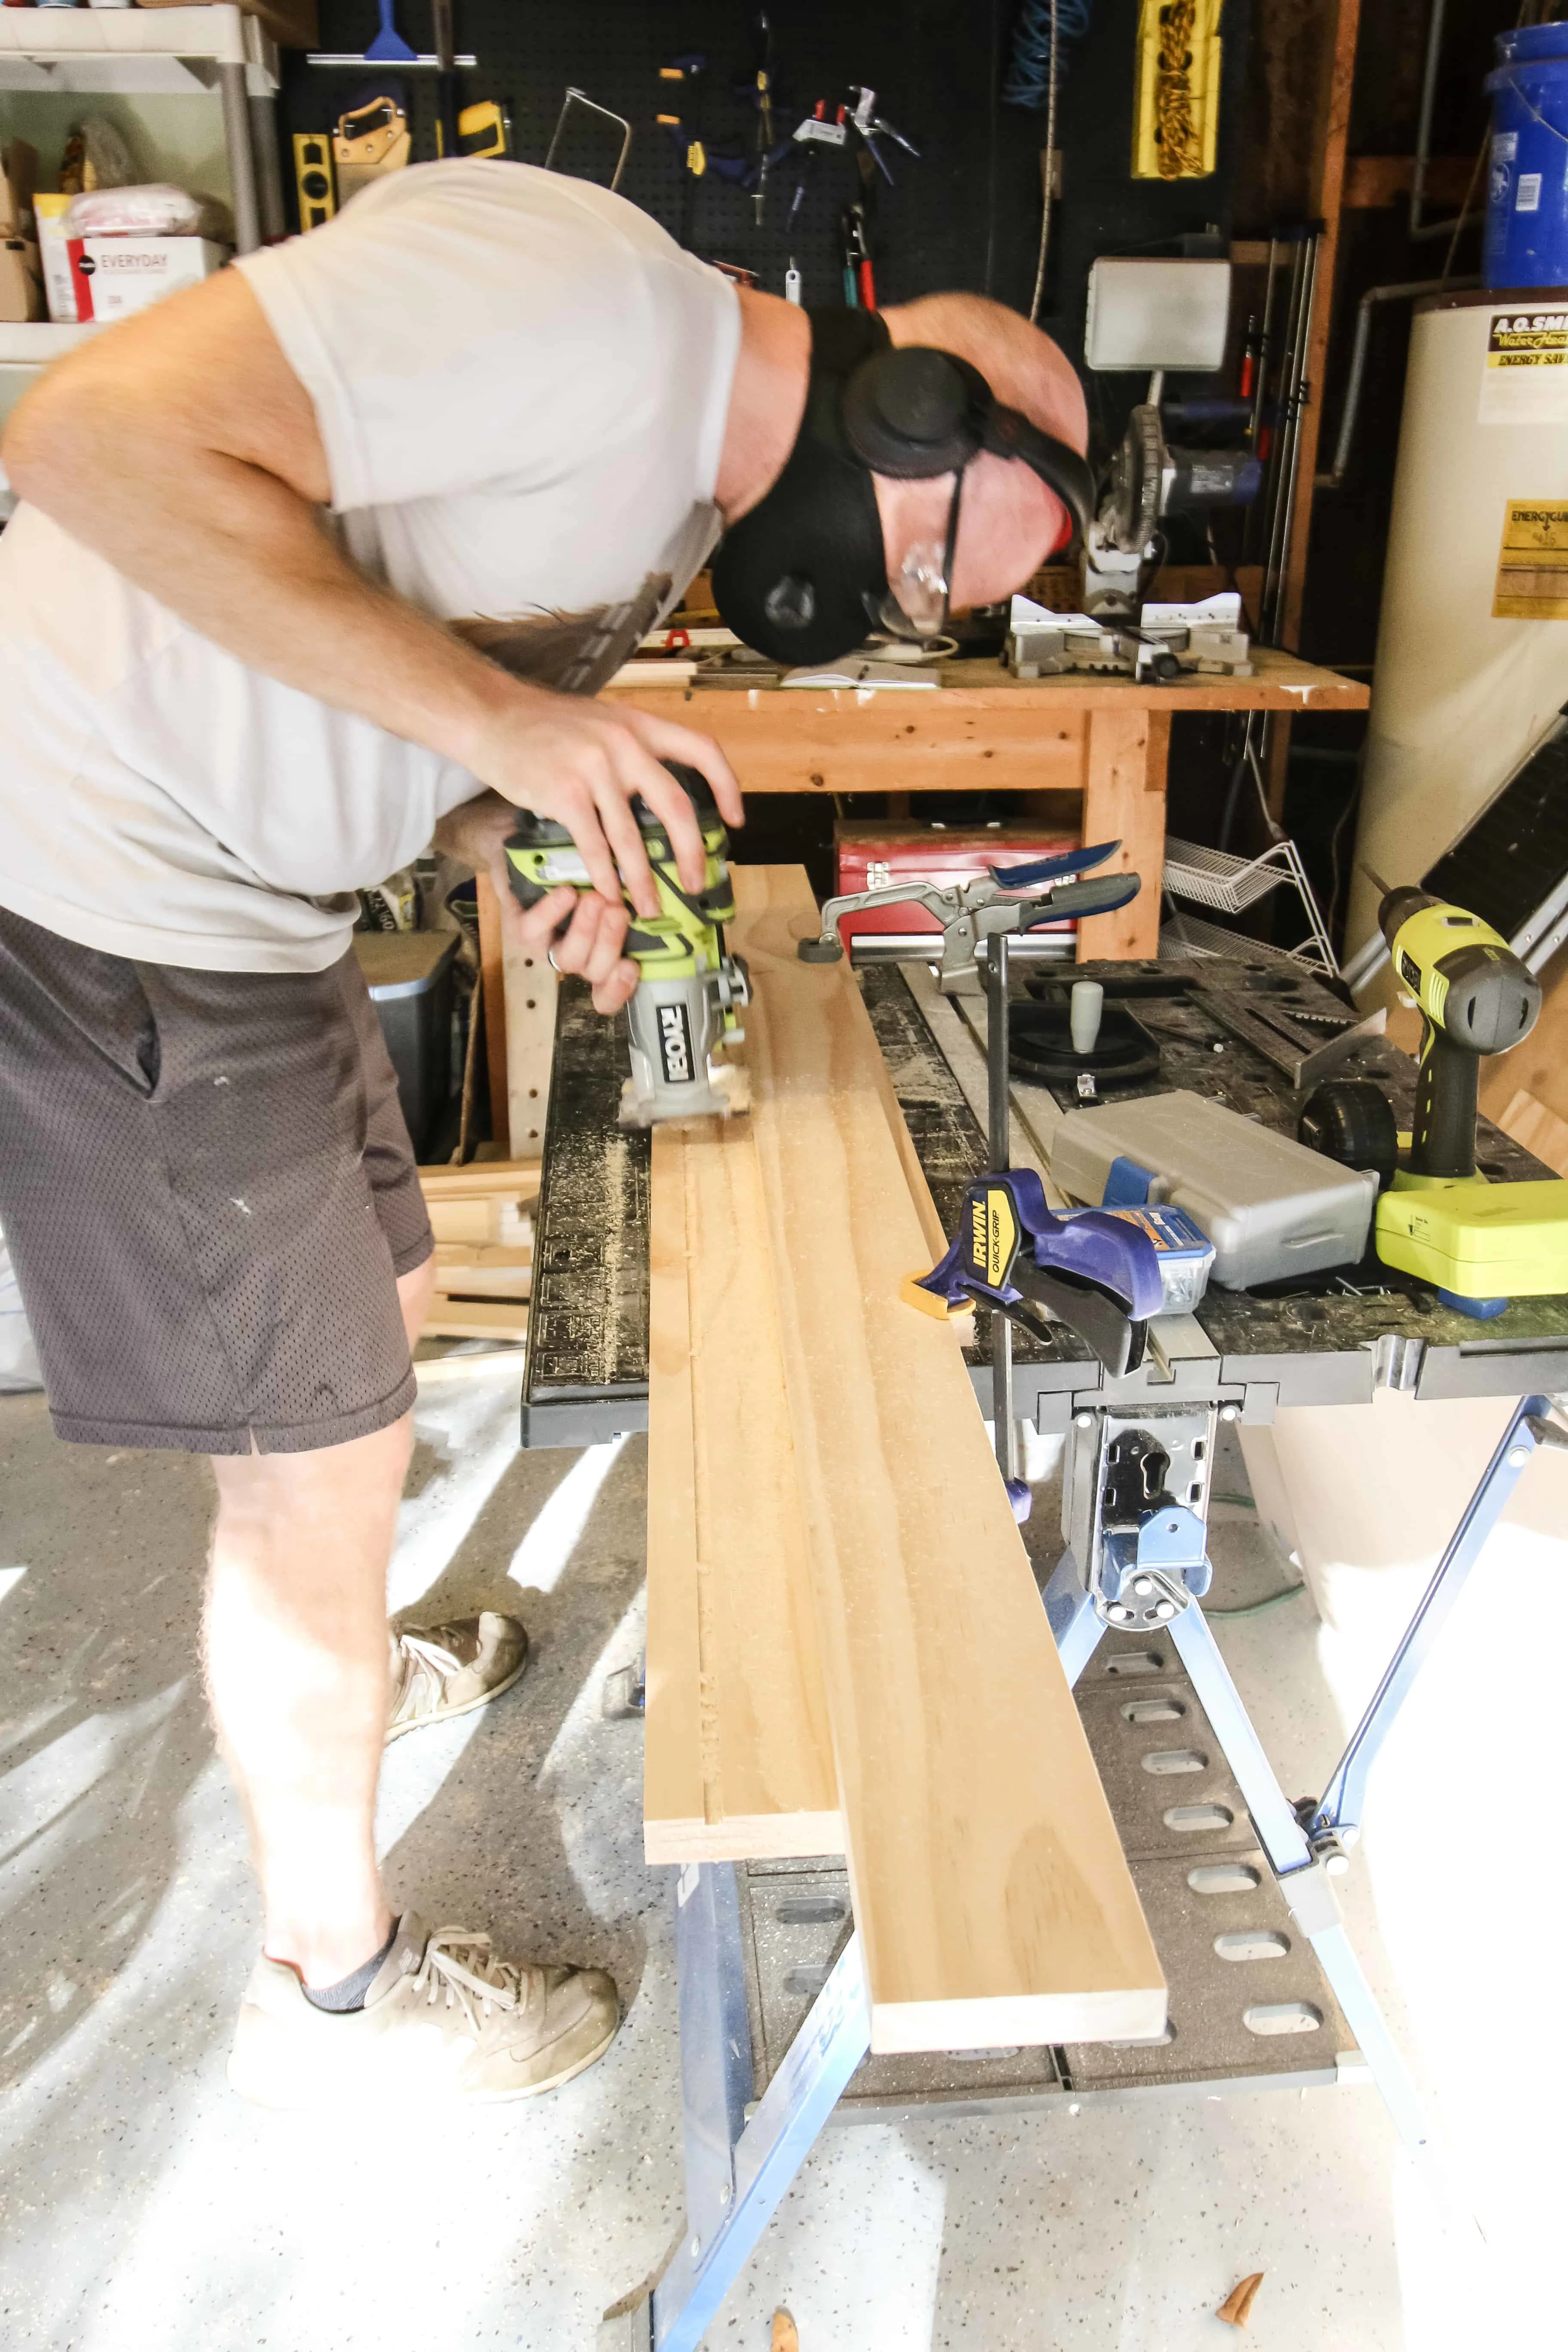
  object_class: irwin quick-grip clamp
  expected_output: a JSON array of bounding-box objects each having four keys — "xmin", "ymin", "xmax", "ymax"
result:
[{"xmin": 905, "ymin": 1167, "xmax": 1211, "ymax": 1385}]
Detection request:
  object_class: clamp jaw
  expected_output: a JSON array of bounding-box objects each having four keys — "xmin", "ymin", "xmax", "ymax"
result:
[
  {"xmin": 797, "ymin": 841, "xmax": 1140, "ymax": 984},
  {"xmin": 905, "ymin": 1167, "xmax": 1167, "ymax": 1379}
]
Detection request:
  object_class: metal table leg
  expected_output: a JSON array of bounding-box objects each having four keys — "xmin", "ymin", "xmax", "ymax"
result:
[
  {"xmin": 612, "ymin": 1865, "xmax": 871, "ymax": 2351},
  {"xmin": 1313, "ymin": 1392, "xmax": 1556, "ymax": 1846},
  {"xmin": 1167, "ymin": 1603, "xmax": 1436, "ymax": 2161},
  {"xmin": 1039, "ymin": 1392, "xmax": 1512, "ymax": 2165}
]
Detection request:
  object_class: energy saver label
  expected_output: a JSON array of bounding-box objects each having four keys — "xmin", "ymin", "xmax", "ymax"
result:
[{"xmin": 1494, "ymin": 499, "xmax": 1568, "ymax": 619}]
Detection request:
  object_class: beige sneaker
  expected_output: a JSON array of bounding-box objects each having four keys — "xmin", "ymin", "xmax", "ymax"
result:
[
  {"xmin": 227, "ymin": 1914, "xmax": 619, "ymax": 2108},
  {"xmin": 386, "ymin": 1611, "xmax": 529, "ymax": 1742}
]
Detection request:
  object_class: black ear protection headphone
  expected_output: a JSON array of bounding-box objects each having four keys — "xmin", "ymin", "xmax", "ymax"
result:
[
  {"xmin": 839, "ymin": 342, "xmax": 1095, "ymax": 543},
  {"xmin": 709, "ymin": 309, "xmax": 1095, "ymax": 668}
]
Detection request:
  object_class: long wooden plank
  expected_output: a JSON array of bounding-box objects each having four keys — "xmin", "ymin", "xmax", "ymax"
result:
[
  {"xmin": 732, "ymin": 866, "xmax": 1164, "ymax": 2053},
  {"xmin": 645, "ymin": 1115, "xmax": 842, "ymax": 1862},
  {"xmin": 643, "ymin": 969, "xmax": 974, "ymax": 1859}
]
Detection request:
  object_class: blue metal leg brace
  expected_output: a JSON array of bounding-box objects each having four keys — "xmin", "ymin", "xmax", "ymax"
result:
[
  {"xmin": 1044, "ymin": 1391, "xmax": 1563, "ymax": 2172},
  {"xmin": 620, "ymin": 1864, "xmax": 870, "ymax": 2352}
]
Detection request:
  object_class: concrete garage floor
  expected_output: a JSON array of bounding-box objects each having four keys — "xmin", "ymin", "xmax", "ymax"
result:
[{"xmin": 0, "ymin": 1355, "xmax": 1558, "ymax": 2350}]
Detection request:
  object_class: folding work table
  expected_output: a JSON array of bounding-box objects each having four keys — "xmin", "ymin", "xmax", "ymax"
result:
[{"xmin": 522, "ymin": 955, "xmax": 1566, "ymax": 2351}]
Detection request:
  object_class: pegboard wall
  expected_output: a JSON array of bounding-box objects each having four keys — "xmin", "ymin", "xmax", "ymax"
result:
[{"xmin": 281, "ymin": 1, "xmax": 1252, "ymax": 455}]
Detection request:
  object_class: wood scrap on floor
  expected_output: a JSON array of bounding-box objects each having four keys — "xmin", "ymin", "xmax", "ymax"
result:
[
  {"xmin": 1217, "ymin": 2272, "xmax": 1265, "ymax": 2327},
  {"xmin": 644, "ymin": 864, "xmax": 1165, "ymax": 2056},
  {"xmin": 417, "ymin": 1160, "xmax": 538, "ymax": 1339}
]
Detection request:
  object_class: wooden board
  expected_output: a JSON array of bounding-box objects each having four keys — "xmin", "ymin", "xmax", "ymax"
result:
[
  {"xmin": 1283, "ymin": 0, "xmax": 1361, "ymax": 656},
  {"xmin": 731, "ymin": 865, "xmax": 1165, "ymax": 2053},
  {"xmin": 431, "ymin": 1243, "xmax": 532, "ymax": 1300},
  {"xmin": 422, "ymin": 1300, "xmax": 529, "ymax": 1340},
  {"xmin": 503, "ymin": 932, "xmax": 557, "ymax": 1165},
  {"xmin": 615, "ymin": 649, "xmax": 1367, "ymax": 741},
  {"xmin": 473, "ymin": 875, "xmax": 511, "ymax": 1160},
  {"xmin": 417, "ymin": 1160, "xmax": 541, "ymax": 1200},
  {"xmin": 426, "ymin": 1197, "xmax": 533, "ymax": 1246},
  {"xmin": 1078, "ymin": 709, "xmax": 1169, "ymax": 962},
  {"xmin": 1343, "ymin": 153, "xmax": 1476, "ymax": 209},
  {"xmin": 616, "ymin": 694, "xmax": 1089, "ymax": 796},
  {"xmin": 645, "ymin": 1115, "xmax": 842, "ymax": 1863}
]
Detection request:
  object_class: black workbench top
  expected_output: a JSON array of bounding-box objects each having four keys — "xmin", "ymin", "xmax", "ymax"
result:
[{"xmin": 521, "ymin": 958, "xmax": 1568, "ymax": 1447}]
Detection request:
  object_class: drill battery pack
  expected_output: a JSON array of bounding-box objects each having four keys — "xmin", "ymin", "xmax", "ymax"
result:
[{"xmin": 1376, "ymin": 1172, "xmax": 1568, "ymax": 1310}]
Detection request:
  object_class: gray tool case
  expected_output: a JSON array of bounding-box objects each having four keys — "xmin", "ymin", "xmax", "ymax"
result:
[{"xmin": 1048, "ymin": 1088, "xmax": 1378, "ymax": 1289}]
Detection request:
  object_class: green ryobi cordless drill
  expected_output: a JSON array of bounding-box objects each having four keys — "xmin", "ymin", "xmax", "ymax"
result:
[
  {"xmin": 1367, "ymin": 875, "xmax": 1568, "ymax": 1312},
  {"xmin": 503, "ymin": 764, "xmax": 750, "ymax": 1127}
]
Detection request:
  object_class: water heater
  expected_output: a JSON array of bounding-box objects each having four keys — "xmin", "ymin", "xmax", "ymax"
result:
[{"xmin": 1348, "ymin": 287, "xmax": 1568, "ymax": 979}]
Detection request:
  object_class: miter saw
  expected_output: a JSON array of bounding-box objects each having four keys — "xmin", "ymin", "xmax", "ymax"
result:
[{"xmin": 1007, "ymin": 399, "xmax": 1260, "ymax": 683}]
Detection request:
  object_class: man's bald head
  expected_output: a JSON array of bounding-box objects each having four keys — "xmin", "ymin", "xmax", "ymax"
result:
[
  {"xmin": 716, "ymin": 283, "xmax": 1090, "ymax": 631},
  {"xmin": 874, "ymin": 292, "xmax": 1089, "ymax": 609},
  {"xmin": 881, "ymin": 291, "xmax": 1088, "ymax": 456}
]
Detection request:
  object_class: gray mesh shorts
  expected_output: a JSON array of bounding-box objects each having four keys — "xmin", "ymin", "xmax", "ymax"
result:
[{"xmin": 0, "ymin": 904, "xmax": 432, "ymax": 1455}]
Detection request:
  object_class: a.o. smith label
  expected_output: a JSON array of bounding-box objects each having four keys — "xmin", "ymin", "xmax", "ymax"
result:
[
  {"xmin": 1480, "ymin": 307, "xmax": 1568, "ymax": 423},
  {"xmin": 1494, "ymin": 499, "xmax": 1568, "ymax": 619}
]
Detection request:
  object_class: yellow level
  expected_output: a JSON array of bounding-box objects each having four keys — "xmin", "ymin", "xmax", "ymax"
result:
[{"xmin": 292, "ymin": 132, "xmax": 335, "ymax": 230}]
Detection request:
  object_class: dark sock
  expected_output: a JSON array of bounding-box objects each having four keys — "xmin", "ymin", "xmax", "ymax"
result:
[{"xmin": 302, "ymin": 1917, "xmax": 401, "ymax": 2014}]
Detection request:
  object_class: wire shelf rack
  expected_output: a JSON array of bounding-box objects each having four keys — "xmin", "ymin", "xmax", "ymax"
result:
[{"xmin": 1160, "ymin": 837, "xmax": 1338, "ymax": 975}]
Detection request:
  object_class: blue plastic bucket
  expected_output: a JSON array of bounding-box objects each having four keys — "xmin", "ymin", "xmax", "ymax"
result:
[{"xmin": 1485, "ymin": 24, "xmax": 1568, "ymax": 286}]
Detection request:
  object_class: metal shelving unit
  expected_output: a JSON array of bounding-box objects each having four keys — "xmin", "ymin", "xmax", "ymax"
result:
[{"xmin": 0, "ymin": 5, "xmax": 280, "ymax": 257}]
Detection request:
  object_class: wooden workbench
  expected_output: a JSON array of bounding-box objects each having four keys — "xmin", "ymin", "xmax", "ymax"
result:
[{"xmin": 613, "ymin": 650, "xmax": 1368, "ymax": 960}]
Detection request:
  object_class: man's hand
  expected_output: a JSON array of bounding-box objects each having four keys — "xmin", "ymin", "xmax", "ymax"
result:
[
  {"xmin": 433, "ymin": 792, "xmax": 640, "ymax": 1017},
  {"xmin": 464, "ymin": 694, "xmax": 741, "ymax": 920}
]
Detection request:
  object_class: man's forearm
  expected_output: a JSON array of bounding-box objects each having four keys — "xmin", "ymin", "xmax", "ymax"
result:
[
  {"xmin": 5, "ymin": 381, "xmax": 528, "ymax": 772},
  {"xmin": 1, "ymin": 270, "xmax": 741, "ymax": 912}
]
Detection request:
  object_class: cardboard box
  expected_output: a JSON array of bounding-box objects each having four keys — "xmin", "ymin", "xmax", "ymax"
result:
[
  {"xmin": 68, "ymin": 235, "xmax": 227, "ymax": 323},
  {"xmin": 0, "ymin": 237, "xmax": 43, "ymax": 325},
  {"xmin": 134, "ymin": 0, "xmax": 319, "ymax": 50},
  {"xmin": 1, "ymin": 138, "xmax": 37, "ymax": 241}
]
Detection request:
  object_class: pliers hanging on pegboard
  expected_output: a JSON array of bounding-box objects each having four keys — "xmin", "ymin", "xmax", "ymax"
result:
[
  {"xmin": 842, "ymin": 200, "xmax": 875, "ymax": 309},
  {"xmin": 848, "ymin": 83, "xmax": 919, "ymax": 185}
]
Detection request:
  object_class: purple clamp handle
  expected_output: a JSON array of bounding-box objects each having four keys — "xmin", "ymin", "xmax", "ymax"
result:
[{"xmin": 917, "ymin": 1166, "xmax": 1166, "ymax": 1323}]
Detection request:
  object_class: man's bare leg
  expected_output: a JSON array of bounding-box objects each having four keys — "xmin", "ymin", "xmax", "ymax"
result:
[
  {"xmin": 213, "ymin": 1253, "xmax": 619, "ymax": 2101},
  {"xmin": 204, "ymin": 1257, "xmax": 433, "ymax": 1988}
]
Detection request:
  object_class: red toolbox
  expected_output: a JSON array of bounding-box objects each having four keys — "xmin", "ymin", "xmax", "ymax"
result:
[{"xmin": 833, "ymin": 824, "xmax": 1081, "ymax": 953}]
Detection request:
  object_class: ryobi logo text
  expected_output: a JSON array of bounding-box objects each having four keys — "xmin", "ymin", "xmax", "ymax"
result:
[{"xmin": 657, "ymin": 1001, "xmax": 695, "ymax": 1087}]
